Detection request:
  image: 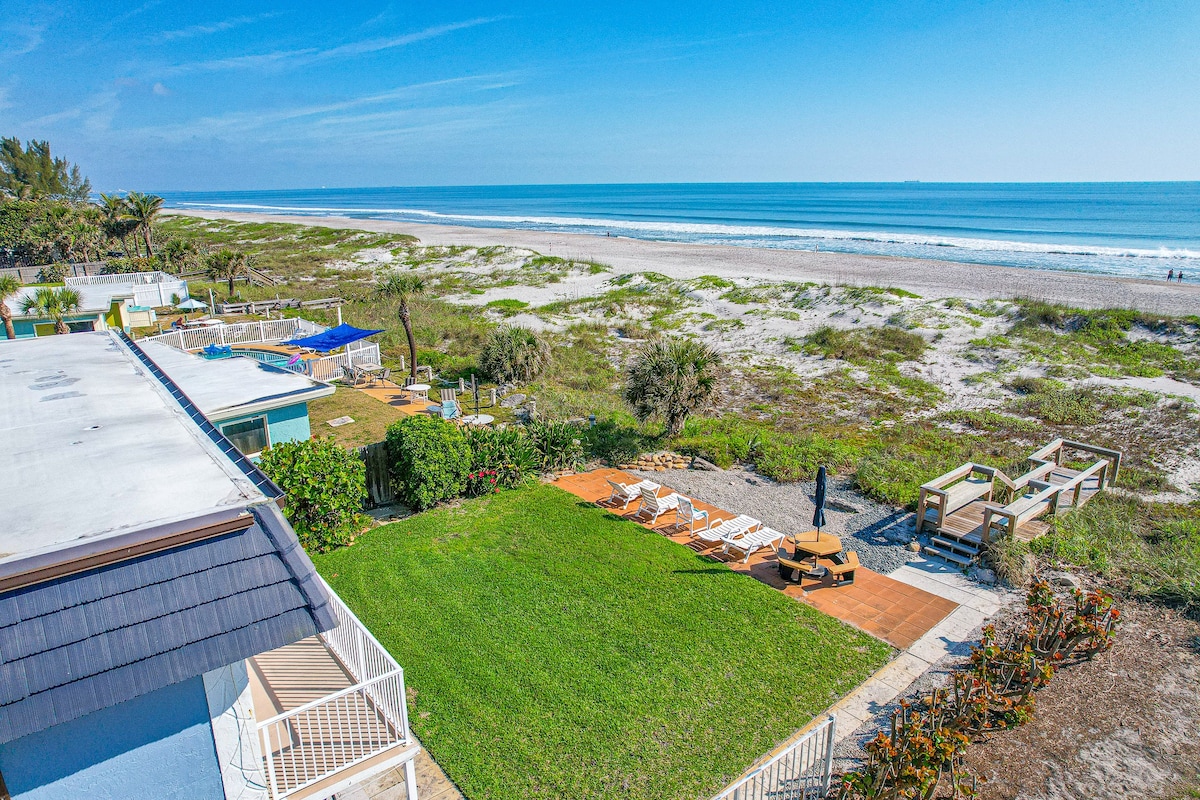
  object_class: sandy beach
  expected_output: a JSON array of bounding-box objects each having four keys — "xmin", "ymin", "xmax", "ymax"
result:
[{"xmin": 169, "ymin": 209, "xmax": 1200, "ymax": 316}]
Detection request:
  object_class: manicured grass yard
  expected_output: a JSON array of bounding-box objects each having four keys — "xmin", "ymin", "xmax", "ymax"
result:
[{"xmin": 313, "ymin": 484, "xmax": 891, "ymax": 800}]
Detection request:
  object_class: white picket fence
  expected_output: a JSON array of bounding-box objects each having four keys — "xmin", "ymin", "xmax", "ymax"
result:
[
  {"xmin": 66, "ymin": 271, "xmax": 175, "ymax": 286},
  {"xmin": 712, "ymin": 717, "xmax": 837, "ymax": 800}
]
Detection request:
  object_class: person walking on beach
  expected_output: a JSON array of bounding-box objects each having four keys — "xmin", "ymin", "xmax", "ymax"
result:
[
  {"xmin": 1179, "ymin": 271, "xmax": 1185, "ymax": 283},
  {"xmin": 1168, "ymin": 268, "xmax": 1175, "ymax": 281}
]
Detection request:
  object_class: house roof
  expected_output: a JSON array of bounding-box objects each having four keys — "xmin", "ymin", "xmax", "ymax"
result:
[
  {"xmin": 138, "ymin": 339, "xmax": 335, "ymax": 421},
  {"xmin": 0, "ymin": 503, "xmax": 335, "ymax": 744},
  {"xmin": 0, "ymin": 332, "xmax": 269, "ymax": 564},
  {"xmin": 0, "ymin": 329, "xmax": 336, "ymax": 744}
]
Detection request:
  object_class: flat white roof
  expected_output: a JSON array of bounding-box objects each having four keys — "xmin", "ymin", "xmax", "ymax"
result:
[
  {"xmin": 138, "ymin": 340, "xmax": 334, "ymax": 421},
  {"xmin": 0, "ymin": 331, "xmax": 267, "ymax": 564}
]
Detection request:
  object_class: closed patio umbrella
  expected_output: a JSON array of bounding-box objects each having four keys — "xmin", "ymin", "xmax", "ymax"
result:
[{"xmin": 813, "ymin": 465, "xmax": 828, "ymax": 538}]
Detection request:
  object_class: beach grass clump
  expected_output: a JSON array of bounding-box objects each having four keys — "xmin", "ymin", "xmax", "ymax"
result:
[
  {"xmin": 313, "ymin": 485, "xmax": 889, "ymax": 800},
  {"xmin": 938, "ymin": 409, "xmax": 1044, "ymax": 437},
  {"xmin": 483, "ymin": 298, "xmax": 530, "ymax": 316},
  {"xmin": 689, "ymin": 274, "xmax": 737, "ymax": 290},
  {"xmin": 1032, "ymin": 494, "xmax": 1200, "ymax": 618},
  {"xmin": 802, "ymin": 324, "xmax": 928, "ymax": 364}
]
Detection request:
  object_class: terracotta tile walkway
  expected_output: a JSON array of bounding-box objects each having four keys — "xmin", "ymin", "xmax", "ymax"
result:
[
  {"xmin": 356, "ymin": 381, "xmax": 438, "ymax": 416},
  {"xmin": 554, "ymin": 468, "xmax": 957, "ymax": 650}
]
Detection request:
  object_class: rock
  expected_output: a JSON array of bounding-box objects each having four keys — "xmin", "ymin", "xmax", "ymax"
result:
[
  {"xmin": 826, "ymin": 498, "xmax": 863, "ymax": 514},
  {"xmin": 691, "ymin": 457, "xmax": 721, "ymax": 472},
  {"xmin": 499, "ymin": 393, "xmax": 526, "ymax": 408},
  {"xmin": 1051, "ymin": 571, "xmax": 1081, "ymax": 589},
  {"xmin": 653, "ymin": 466, "xmax": 666, "ymax": 472},
  {"xmin": 907, "ymin": 541, "xmax": 923, "ymax": 552},
  {"xmin": 975, "ymin": 568, "xmax": 996, "ymax": 585}
]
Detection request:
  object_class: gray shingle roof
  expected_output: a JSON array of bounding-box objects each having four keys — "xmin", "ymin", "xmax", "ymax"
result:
[{"xmin": 0, "ymin": 502, "xmax": 335, "ymax": 745}]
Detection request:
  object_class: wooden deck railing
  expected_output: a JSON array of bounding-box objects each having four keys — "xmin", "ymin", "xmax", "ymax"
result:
[{"xmin": 257, "ymin": 580, "xmax": 415, "ymax": 799}]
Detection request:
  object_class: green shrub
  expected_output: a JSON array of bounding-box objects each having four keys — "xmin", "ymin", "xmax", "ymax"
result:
[
  {"xmin": 101, "ymin": 256, "xmax": 161, "ymax": 274},
  {"xmin": 464, "ymin": 425, "xmax": 538, "ymax": 489},
  {"xmin": 258, "ymin": 438, "xmax": 367, "ymax": 553},
  {"xmin": 528, "ymin": 419, "xmax": 585, "ymax": 471},
  {"xmin": 36, "ymin": 262, "xmax": 67, "ymax": 283},
  {"xmin": 479, "ymin": 325, "xmax": 552, "ymax": 383},
  {"xmin": 754, "ymin": 433, "xmax": 859, "ymax": 483},
  {"xmin": 385, "ymin": 416, "xmax": 471, "ymax": 510},
  {"xmin": 583, "ymin": 420, "xmax": 649, "ymax": 465},
  {"xmin": 803, "ymin": 325, "xmax": 927, "ymax": 363}
]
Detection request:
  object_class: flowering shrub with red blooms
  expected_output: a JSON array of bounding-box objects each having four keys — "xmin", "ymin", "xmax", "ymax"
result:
[
  {"xmin": 465, "ymin": 469, "xmax": 502, "ymax": 497},
  {"xmin": 834, "ymin": 580, "xmax": 1122, "ymax": 800}
]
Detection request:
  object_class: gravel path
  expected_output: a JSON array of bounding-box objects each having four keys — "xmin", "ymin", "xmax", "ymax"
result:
[{"xmin": 629, "ymin": 467, "xmax": 918, "ymax": 574}]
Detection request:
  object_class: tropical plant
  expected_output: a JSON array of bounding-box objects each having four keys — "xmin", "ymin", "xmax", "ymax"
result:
[
  {"xmin": 124, "ymin": 192, "xmax": 164, "ymax": 256},
  {"xmin": 385, "ymin": 415, "xmax": 471, "ymax": 510},
  {"xmin": 375, "ymin": 271, "xmax": 427, "ymax": 378},
  {"xmin": 98, "ymin": 193, "xmax": 138, "ymax": 255},
  {"xmin": 20, "ymin": 286, "xmax": 82, "ymax": 334},
  {"xmin": 464, "ymin": 425, "xmax": 539, "ymax": 489},
  {"xmin": 160, "ymin": 237, "xmax": 201, "ymax": 273},
  {"xmin": 0, "ymin": 138, "xmax": 91, "ymax": 202},
  {"xmin": 479, "ymin": 325, "xmax": 552, "ymax": 384},
  {"xmin": 0, "ymin": 274, "xmax": 20, "ymax": 339},
  {"xmin": 624, "ymin": 337, "xmax": 722, "ymax": 436},
  {"xmin": 528, "ymin": 419, "xmax": 585, "ymax": 472},
  {"xmin": 205, "ymin": 248, "xmax": 251, "ymax": 297},
  {"xmin": 258, "ymin": 438, "xmax": 367, "ymax": 553}
]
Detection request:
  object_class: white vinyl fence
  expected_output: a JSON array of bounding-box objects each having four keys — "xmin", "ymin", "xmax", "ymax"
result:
[{"xmin": 712, "ymin": 716, "xmax": 836, "ymax": 800}]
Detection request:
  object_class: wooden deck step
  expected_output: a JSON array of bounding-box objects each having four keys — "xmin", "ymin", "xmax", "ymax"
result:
[
  {"xmin": 922, "ymin": 545, "xmax": 974, "ymax": 567},
  {"xmin": 930, "ymin": 535, "xmax": 980, "ymax": 559}
]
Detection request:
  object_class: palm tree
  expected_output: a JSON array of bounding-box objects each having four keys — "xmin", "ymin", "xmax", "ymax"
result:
[
  {"xmin": 374, "ymin": 271, "xmax": 427, "ymax": 378},
  {"xmin": 20, "ymin": 286, "xmax": 82, "ymax": 335},
  {"xmin": 624, "ymin": 337, "xmax": 722, "ymax": 436},
  {"xmin": 125, "ymin": 192, "xmax": 165, "ymax": 256},
  {"xmin": 98, "ymin": 193, "xmax": 137, "ymax": 255},
  {"xmin": 206, "ymin": 249, "xmax": 251, "ymax": 297},
  {"xmin": 479, "ymin": 325, "xmax": 552, "ymax": 384},
  {"xmin": 0, "ymin": 275, "xmax": 21, "ymax": 340},
  {"xmin": 161, "ymin": 238, "xmax": 200, "ymax": 274}
]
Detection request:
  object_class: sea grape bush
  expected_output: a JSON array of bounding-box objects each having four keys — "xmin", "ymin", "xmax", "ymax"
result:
[
  {"xmin": 834, "ymin": 581, "xmax": 1121, "ymax": 800},
  {"xmin": 258, "ymin": 438, "xmax": 367, "ymax": 553},
  {"xmin": 385, "ymin": 415, "xmax": 471, "ymax": 511}
]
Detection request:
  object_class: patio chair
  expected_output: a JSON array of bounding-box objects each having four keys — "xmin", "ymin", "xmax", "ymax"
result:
[
  {"xmin": 426, "ymin": 398, "xmax": 461, "ymax": 420},
  {"xmin": 605, "ymin": 479, "xmax": 657, "ymax": 509},
  {"xmin": 341, "ymin": 366, "xmax": 365, "ymax": 387},
  {"xmin": 694, "ymin": 515, "xmax": 761, "ymax": 547},
  {"xmin": 721, "ymin": 526, "xmax": 785, "ymax": 563},
  {"xmin": 675, "ymin": 496, "xmax": 711, "ymax": 535},
  {"xmin": 633, "ymin": 485, "xmax": 683, "ymax": 525}
]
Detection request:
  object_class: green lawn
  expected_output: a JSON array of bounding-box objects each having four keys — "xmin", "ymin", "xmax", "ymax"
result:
[{"xmin": 313, "ymin": 484, "xmax": 891, "ymax": 800}]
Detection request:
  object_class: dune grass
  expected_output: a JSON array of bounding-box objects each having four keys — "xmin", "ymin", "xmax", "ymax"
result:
[{"xmin": 313, "ymin": 484, "xmax": 890, "ymax": 800}]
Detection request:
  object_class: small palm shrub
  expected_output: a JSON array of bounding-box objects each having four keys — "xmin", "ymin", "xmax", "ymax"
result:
[
  {"xmin": 479, "ymin": 325, "xmax": 552, "ymax": 384},
  {"xmin": 258, "ymin": 438, "xmax": 367, "ymax": 553},
  {"xmin": 528, "ymin": 419, "xmax": 585, "ymax": 472},
  {"xmin": 385, "ymin": 416, "xmax": 471, "ymax": 510},
  {"xmin": 624, "ymin": 337, "xmax": 722, "ymax": 436},
  {"xmin": 465, "ymin": 425, "xmax": 538, "ymax": 491}
]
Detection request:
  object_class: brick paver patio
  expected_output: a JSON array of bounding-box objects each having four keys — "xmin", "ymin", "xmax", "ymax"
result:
[{"xmin": 553, "ymin": 468, "xmax": 957, "ymax": 650}]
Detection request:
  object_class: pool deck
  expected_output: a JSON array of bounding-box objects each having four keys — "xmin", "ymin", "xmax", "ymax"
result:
[{"xmin": 553, "ymin": 468, "xmax": 957, "ymax": 650}]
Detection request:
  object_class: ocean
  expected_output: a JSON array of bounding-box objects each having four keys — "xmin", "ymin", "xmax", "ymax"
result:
[{"xmin": 163, "ymin": 182, "xmax": 1200, "ymax": 280}]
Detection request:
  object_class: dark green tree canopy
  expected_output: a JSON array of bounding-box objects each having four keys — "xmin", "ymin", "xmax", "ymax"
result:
[{"xmin": 0, "ymin": 138, "xmax": 91, "ymax": 202}]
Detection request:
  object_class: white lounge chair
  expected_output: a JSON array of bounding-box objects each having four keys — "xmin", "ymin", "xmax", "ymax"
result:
[
  {"xmin": 675, "ymin": 496, "xmax": 710, "ymax": 535},
  {"xmin": 605, "ymin": 479, "xmax": 657, "ymax": 510},
  {"xmin": 634, "ymin": 484, "xmax": 683, "ymax": 525},
  {"xmin": 722, "ymin": 526, "xmax": 785, "ymax": 563},
  {"xmin": 694, "ymin": 515, "xmax": 761, "ymax": 546}
]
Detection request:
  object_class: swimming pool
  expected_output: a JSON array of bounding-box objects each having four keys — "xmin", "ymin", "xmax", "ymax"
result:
[{"xmin": 200, "ymin": 346, "xmax": 297, "ymax": 370}]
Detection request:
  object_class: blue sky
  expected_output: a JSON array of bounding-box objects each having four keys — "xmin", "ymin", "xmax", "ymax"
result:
[{"xmin": 2, "ymin": 1, "xmax": 1198, "ymax": 190}]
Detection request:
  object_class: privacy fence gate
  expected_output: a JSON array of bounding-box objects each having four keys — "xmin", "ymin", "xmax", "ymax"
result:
[{"xmin": 712, "ymin": 716, "xmax": 837, "ymax": 800}]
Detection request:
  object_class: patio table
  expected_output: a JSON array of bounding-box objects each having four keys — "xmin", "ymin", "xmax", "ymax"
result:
[
  {"xmin": 786, "ymin": 531, "xmax": 843, "ymax": 577},
  {"xmin": 406, "ymin": 383, "xmax": 431, "ymax": 402},
  {"xmin": 460, "ymin": 414, "xmax": 495, "ymax": 426}
]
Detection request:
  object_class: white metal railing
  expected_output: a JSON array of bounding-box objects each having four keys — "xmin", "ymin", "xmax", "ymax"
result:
[
  {"xmin": 304, "ymin": 341, "xmax": 381, "ymax": 382},
  {"xmin": 712, "ymin": 717, "xmax": 836, "ymax": 800},
  {"xmin": 140, "ymin": 318, "xmax": 324, "ymax": 351},
  {"xmin": 66, "ymin": 271, "xmax": 173, "ymax": 286},
  {"xmin": 257, "ymin": 581, "xmax": 413, "ymax": 799}
]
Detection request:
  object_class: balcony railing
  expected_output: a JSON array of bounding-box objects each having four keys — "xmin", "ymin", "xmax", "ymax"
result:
[
  {"xmin": 141, "ymin": 318, "xmax": 324, "ymax": 351},
  {"xmin": 711, "ymin": 716, "xmax": 836, "ymax": 800},
  {"xmin": 253, "ymin": 581, "xmax": 417, "ymax": 800}
]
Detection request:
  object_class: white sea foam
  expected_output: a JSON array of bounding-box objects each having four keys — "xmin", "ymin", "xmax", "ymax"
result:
[{"xmin": 173, "ymin": 202, "xmax": 1200, "ymax": 263}]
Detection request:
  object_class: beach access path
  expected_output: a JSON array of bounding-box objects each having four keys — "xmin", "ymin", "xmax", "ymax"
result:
[{"xmin": 169, "ymin": 209, "xmax": 1200, "ymax": 316}]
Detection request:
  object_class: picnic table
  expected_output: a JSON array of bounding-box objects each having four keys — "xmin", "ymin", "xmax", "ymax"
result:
[{"xmin": 783, "ymin": 531, "xmax": 843, "ymax": 578}]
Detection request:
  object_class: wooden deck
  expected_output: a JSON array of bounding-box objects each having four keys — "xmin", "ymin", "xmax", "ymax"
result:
[{"xmin": 553, "ymin": 468, "xmax": 957, "ymax": 650}]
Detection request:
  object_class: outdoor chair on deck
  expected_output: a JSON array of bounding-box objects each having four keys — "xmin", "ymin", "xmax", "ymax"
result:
[
  {"xmin": 341, "ymin": 366, "xmax": 367, "ymax": 387},
  {"xmin": 605, "ymin": 479, "xmax": 657, "ymax": 510},
  {"xmin": 721, "ymin": 526, "xmax": 785, "ymax": 563},
  {"xmin": 674, "ymin": 497, "xmax": 710, "ymax": 535},
  {"xmin": 694, "ymin": 515, "xmax": 760, "ymax": 547},
  {"xmin": 633, "ymin": 484, "xmax": 683, "ymax": 525}
]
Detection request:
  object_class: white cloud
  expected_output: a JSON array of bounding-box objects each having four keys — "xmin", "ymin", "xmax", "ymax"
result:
[
  {"xmin": 152, "ymin": 82, "xmax": 171, "ymax": 96},
  {"xmin": 1, "ymin": 23, "xmax": 45, "ymax": 59},
  {"xmin": 166, "ymin": 17, "xmax": 500, "ymax": 74},
  {"xmin": 157, "ymin": 13, "xmax": 281, "ymax": 42}
]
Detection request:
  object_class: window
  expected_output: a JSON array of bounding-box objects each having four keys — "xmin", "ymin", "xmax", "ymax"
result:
[{"xmin": 221, "ymin": 417, "xmax": 268, "ymax": 456}]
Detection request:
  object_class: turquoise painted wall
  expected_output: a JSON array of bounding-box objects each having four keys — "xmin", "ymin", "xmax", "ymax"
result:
[
  {"xmin": 0, "ymin": 677, "xmax": 225, "ymax": 800},
  {"xmin": 219, "ymin": 401, "xmax": 312, "ymax": 449},
  {"xmin": 6, "ymin": 315, "xmax": 103, "ymax": 339}
]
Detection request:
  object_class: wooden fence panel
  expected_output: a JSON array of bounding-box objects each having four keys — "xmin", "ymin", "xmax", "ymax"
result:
[{"xmin": 358, "ymin": 441, "xmax": 395, "ymax": 508}]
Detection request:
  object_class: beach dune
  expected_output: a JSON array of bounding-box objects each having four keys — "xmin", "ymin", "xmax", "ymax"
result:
[{"xmin": 170, "ymin": 210, "xmax": 1200, "ymax": 317}]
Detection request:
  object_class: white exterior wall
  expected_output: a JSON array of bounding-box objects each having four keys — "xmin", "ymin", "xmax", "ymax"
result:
[{"xmin": 203, "ymin": 661, "xmax": 269, "ymax": 800}]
